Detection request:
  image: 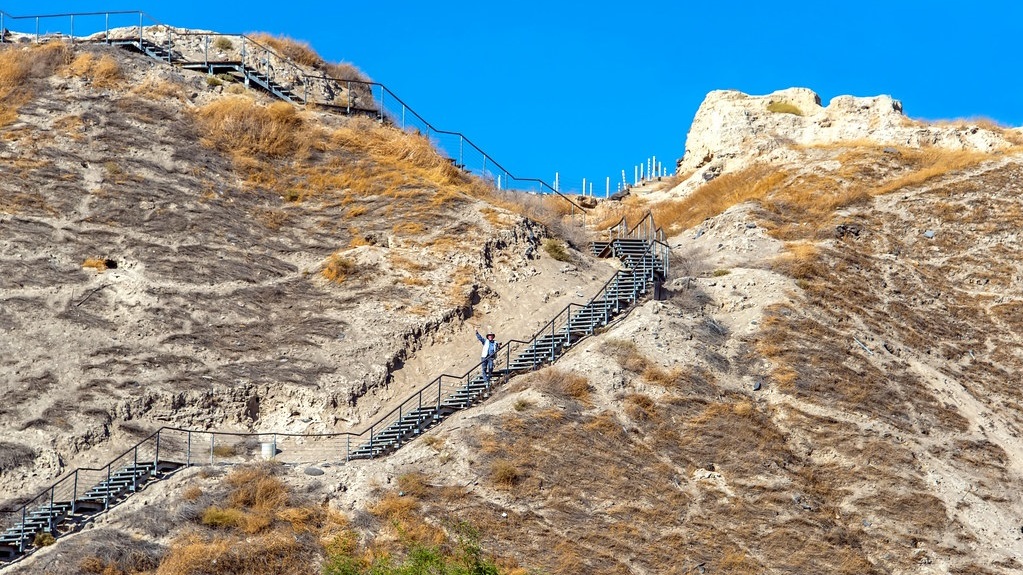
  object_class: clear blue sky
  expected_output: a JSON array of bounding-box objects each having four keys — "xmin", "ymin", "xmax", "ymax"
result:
[{"xmin": 3, "ymin": 1, "xmax": 1021, "ymax": 194}]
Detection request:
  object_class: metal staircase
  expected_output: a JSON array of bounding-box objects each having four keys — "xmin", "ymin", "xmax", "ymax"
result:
[
  {"xmin": 0, "ymin": 436, "xmax": 183, "ymax": 562},
  {"xmin": 347, "ymin": 214, "xmax": 669, "ymax": 460}
]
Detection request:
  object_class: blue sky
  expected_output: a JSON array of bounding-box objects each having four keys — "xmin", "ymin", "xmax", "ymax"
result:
[{"xmin": 3, "ymin": 1, "xmax": 1021, "ymax": 194}]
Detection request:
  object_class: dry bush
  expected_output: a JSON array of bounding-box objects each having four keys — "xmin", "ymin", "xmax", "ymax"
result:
[
  {"xmin": 321, "ymin": 254, "xmax": 356, "ymax": 283},
  {"xmin": 132, "ymin": 78, "xmax": 186, "ymax": 101},
  {"xmin": 250, "ymin": 34, "xmax": 324, "ymax": 67},
  {"xmin": 601, "ymin": 338, "xmax": 652, "ymax": 373},
  {"xmin": 397, "ymin": 472, "xmax": 433, "ymax": 499},
  {"xmin": 623, "ymin": 393, "xmax": 658, "ymax": 422},
  {"xmin": 0, "ymin": 43, "xmax": 71, "ymax": 126},
  {"xmin": 490, "ymin": 460, "xmax": 522, "ymax": 487},
  {"xmin": 157, "ymin": 531, "xmax": 309, "ymax": 575},
  {"xmin": 194, "ymin": 96, "xmax": 305, "ymax": 159},
  {"xmin": 181, "ymin": 486, "xmax": 203, "ymax": 501},
  {"xmin": 83, "ymin": 257, "xmax": 111, "ymax": 272},
  {"xmin": 65, "ymin": 53, "xmax": 122, "ymax": 88},
  {"xmin": 527, "ymin": 367, "xmax": 591, "ymax": 402},
  {"xmin": 641, "ymin": 364, "xmax": 685, "ymax": 387},
  {"xmin": 324, "ymin": 61, "xmax": 370, "ymax": 82},
  {"xmin": 770, "ymin": 242, "xmax": 826, "ymax": 287}
]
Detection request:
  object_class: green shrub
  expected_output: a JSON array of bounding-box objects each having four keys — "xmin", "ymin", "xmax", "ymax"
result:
[
  {"xmin": 33, "ymin": 532, "xmax": 55, "ymax": 547},
  {"xmin": 213, "ymin": 37, "xmax": 234, "ymax": 51},
  {"xmin": 712, "ymin": 268, "xmax": 731, "ymax": 277},
  {"xmin": 543, "ymin": 238, "xmax": 571, "ymax": 262}
]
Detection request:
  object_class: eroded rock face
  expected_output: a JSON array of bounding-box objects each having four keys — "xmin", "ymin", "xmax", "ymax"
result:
[{"xmin": 670, "ymin": 87, "xmax": 1015, "ymax": 197}]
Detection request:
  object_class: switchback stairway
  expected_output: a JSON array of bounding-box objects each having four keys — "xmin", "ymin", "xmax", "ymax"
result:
[{"xmin": 0, "ymin": 214, "xmax": 669, "ymax": 566}]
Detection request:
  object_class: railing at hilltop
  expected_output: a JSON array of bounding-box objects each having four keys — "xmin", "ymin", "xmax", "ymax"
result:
[
  {"xmin": 0, "ymin": 8, "xmax": 586, "ymax": 211},
  {"xmin": 605, "ymin": 212, "xmax": 671, "ymax": 277}
]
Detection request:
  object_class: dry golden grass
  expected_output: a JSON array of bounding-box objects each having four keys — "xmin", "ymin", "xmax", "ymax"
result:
[
  {"xmin": 132, "ymin": 77, "xmax": 186, "ymax": 101},
  {"xmin": 324, "ymin": 61, "xmax": 369, "ymax": 82},
  {"xmin": 249, "ymin": 34, "xmax": 323, "ymax": 67},
  {"xmin": 195, "ymin": 96, "xmax": 305, "ymax": 159},
  {"xmin": 490, "ymin": 460, "xmax": 522, "ymax": 487},
  {"xmin": 526, "ymin": 367, "xmax": 591, "ymax": 403},
  {"xmin": 766, "ymin": 101, "xmax": 803, "ymax": 116},
  {"xmin": 321, "ymin": 254, "xmax": 356, "ymax": 283},
  {"xmin": 65, "ymin": 53, "xmax": 122, "ymax": 88},
  {"xmin": 601, "ymin": 339, "xmax": 652, "ymax": 373},
  {"xmin": 82, "ymin": 257, "xmax": 108, "ymax": 272},
  {"xmin": 0, "ymin": 43, "xmax": 71, "ymax": 126}
]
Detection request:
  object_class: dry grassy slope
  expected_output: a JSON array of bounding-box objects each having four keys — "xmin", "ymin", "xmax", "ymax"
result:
[
  {"xmin": 304, "ymin": 153, "xmax": 1023, "ymax": 575},
  {"xmin": 0, "ymin": 41, "xmax": 598, "ymax": 506}
]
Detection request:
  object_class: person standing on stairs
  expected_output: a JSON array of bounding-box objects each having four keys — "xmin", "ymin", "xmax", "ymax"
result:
[{"xmin": 475, "ymin": 328, "xmax": 500, "ymax": 381}]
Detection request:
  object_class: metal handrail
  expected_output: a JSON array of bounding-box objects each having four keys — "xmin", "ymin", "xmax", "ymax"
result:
[
  {"xmin": 0, "ymin": 230, "xmax": 668, "ymax": 533},
  {"xmin": 0, "ymin": 8, "xmax": 587, "ymax": 211}
]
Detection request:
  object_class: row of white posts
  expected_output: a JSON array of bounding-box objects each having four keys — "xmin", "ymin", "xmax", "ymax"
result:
[{"xmin": 550, "ymin": 155, "xmax": 672, "ymax": 198}]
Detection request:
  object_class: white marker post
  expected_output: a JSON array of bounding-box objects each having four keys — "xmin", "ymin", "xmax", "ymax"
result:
[{"xmin": 606, "ymin": 176, "xmax": 610, "ymax": 198}]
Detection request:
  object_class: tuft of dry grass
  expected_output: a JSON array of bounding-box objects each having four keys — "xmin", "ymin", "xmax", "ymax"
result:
[
  {"xmin": 490, "ymin": 460, "xmax": 522, "ymax": 487},
  {"xmin": 65, "ymin": 53, "xmax": 122, "ymax": 88},
  {"xmin": 321, "ymin": 254, "xmax": 356, "ymax": 283},
  {"xmin": 527, "ymin": 367, "xmax": 591, "ymax": 402},
  {"xmin": 767, "ymin": 101, "xmax": 803, "ymax": 116},
  {"xmin": 82, "ymin": 257, "xmax": 110, "ymax": 272},
  {"xmin": 249, "ymin": 34, "xmax": 323, "ymax": 67}
]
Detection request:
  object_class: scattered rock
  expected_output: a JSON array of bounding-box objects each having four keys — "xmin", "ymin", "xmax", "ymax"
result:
[
  {"xmin": 923, "ymin": 229, "xmax": 936, "ymax": 239},
  {"xmin": 304, "ymin": 467, "xmax": 324, "ymax": 476}
]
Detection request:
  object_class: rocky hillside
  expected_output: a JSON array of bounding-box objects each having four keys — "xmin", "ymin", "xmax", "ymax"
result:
[
  {"xmin": 0, "ymin": 39, "xmax": 604, "ymax": 505},
  {"xmin": 3, "ymin": 36, "xmax": 1023, "ymax": 575}
]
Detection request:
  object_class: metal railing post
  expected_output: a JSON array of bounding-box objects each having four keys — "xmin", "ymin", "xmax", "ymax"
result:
[
  {"xmin": 138, "ymin": 12, "xmax": 142, "ymax": 48},
  {"xmin": 550, "ymin": 320, "xmax": 555, "ymax": 362},
  {"xmin": 48, "ymin": 485, "xmax": 55, "ymax": 532},
  {"xmin": 35, "ymin": 16, "xmax": 39, "ymax": 43},
  {"xmin": 1, "ymin": 12, "xmax": 5, "ymax": 44},
  {"xmin": 210, "ymin": 433, "xmax": 215, "ymax": 465},
  {"xmin": 186, "ymin": 430, "xmax": 191, "ymax": 466},
  {"xmin": 346, "ymin": 435, "xmax": 350, "ymax": 462},
  {"xmin": 69, "ymin": 14, "xmax": 73, "ymax": 45},
  {"xmin": 459, "ymin": 136, "xmax": 464, "ymax": 168},
  {"xmin": 71, "ymin": 471, "xmax": 78, "ymax": 516},
  {"xmin": 104, "ymin": 12, "xmax": 109, "ymax": 43},
  {"xmin": 272, "ymin": 433, "xmax": 277, "ymax": 460},
  {"xmin": 369, "ymin": 425, "xmax": 375, "ymax": 459},
  {"xmin": 104, "ymin": 465, "xmax": 111, "ymax": 510},
  {"xmin": 132, "ymin": 445, "xmax": 139, "ymax": 491},
  {"xmin": 19, "ymin": 506, "xmax": 25, "ymax": 552},
  {"xmin": 347, "ymin": 81, "xmax": 352, "ymax": 114}
]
